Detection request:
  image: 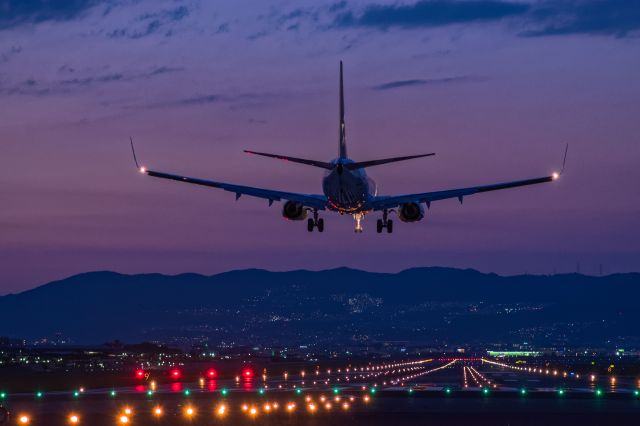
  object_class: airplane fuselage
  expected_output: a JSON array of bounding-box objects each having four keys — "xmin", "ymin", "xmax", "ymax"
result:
[{"xmin": 322, "ymin": 158, "xmax": 377, "ymax": 213}]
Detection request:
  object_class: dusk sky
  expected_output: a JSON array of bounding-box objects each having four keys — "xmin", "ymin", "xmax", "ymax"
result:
[{"xmin": 1, "ymin": 0, "xmax": 639, "ymax": 294}]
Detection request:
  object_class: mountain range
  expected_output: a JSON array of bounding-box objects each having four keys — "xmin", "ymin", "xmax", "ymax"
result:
[{"xmin": 1, "ymin": 268, "xmax": 638, "ymax": 348}]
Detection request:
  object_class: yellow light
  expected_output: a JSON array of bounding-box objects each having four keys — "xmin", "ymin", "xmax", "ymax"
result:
[
  {"xmin": 19, "ymin": 415, "xmax": 30, "ymax": 424},
  {"xmin": 68, "ymin": 414, "xmax": 80, "ymax": 424},
  {"xmin": 216, "ymin": 404, "xmax": 227, "ymax": 416},
  {"xmin": 320, "ymin": 396, "xmax": 326, "ymax": 402},
  {"xmin": 249, "ymin": 407, "xmax": 258, "ymax": 416},
  {"xmin": 334, "ymin": 396, "xmax": 341, "ymax": 402},
  {"xmin": 591, "ymin": 375, "xmax": 596, "ymax": 381},
  {"xmin": 305, "ymin": 396, "xmax": 312, "ymax": 402},
  {"xmin": 286, "ymin": 403, "xmax": 296, "ymax": 412},
  {"xmin": 272, "ymin": 402, "xmax": 279, "ymax": 409},
  {"xmin": 119, "ymin": 415, "xmax": 129, "ymax": 424},
  {"xmin": 153, "ymin": 406, "xmax": 163, "ymax": 417},
  {"xmin": 264, "ymin": 403, "xmax": 271, "ymax": 412},
  {"xmin": 307, "ymin": 403, "xmax": 317, "ymax": 412},
  {"xmin": 342, "ymin": 402, "xmax": 350, "ymax": 410},
  {"xmin": 325, "ymin": 403, "xmax": 332, "ymax": 410},
  {"xmin": 241, "ymin": 404, "xmax": 248, "ymax": 412},
  {"xmin": 123, "ymin": 408, "xmax": 132, "ymax": 416},
  {"xmin": 184, "ymin": 406, "xmax": 195, "ymax": 417},
  {"xmin": 363, "ymin": 395, "xmax": 370, "ymax": 403}
]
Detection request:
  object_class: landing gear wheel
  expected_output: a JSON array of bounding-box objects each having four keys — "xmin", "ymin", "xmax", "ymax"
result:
[
  {"xmin": 307, "ymin": 218, "xmax": 314, "ymax": 232},
  {"xmin": 386, "ymin": 219, "xmax": 393, "ymax": 233},
  {"xmin": 376, "ymin": 219, "xmax": 383, "ymax": 233},
  {"xmin": 317, "ymin": 218, "xmax": 324, "ymax": 232}
]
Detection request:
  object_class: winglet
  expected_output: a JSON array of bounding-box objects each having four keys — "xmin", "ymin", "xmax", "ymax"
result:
[
  {"xmin": 129, "ymin": 137, "xmax": 146, "ymax": 173},
  {"xmin": 552, "ymin": 143, "xmax": 568, "ymax": 181}
]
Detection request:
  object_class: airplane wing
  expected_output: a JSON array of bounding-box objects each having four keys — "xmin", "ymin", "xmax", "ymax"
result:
[
  {"xmin": 370, "ymin": 174, "xmax": 560, "ymax": 211},
  {"xmin": 131, "ymin": 141, "xmax": 327, "ymax": 210}
]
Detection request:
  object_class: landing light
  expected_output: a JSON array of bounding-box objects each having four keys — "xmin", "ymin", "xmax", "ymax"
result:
[
  {"xmin": 552, "ymin": 172, "xmax": 560, "ymax": 180},
  {"xmin": 139, "ymin": 167, "xmax": 146, "ymax": 174}
]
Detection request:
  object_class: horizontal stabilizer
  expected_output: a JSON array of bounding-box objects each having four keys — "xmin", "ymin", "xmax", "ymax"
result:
[
  {"xmin": 346, "ymin": 153, "xmax": 435, "ymax": 170},
  {"xmin": 244, "ymin": 150, "xmax": 333, "ymax": 169}
]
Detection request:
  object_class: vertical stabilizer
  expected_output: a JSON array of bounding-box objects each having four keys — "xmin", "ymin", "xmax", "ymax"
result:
[{"xmin": 339, "ymin": 61, "xmax": 347, "ymax": 159}]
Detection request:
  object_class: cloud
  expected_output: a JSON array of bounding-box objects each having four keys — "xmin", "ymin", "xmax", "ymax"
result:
[
  {"xmin": 333, "ymin": 0, "xmax": 530, "ymax": 29},
  {"xmin": 0, "ymin": 0, "xmax": 101, "ymax": 29},
  {"xmin": 106, "ymin": 5, "xmax": 189, "ymax": 39},
  {"xmin": 372, "ymin": 76, "xmax": 477, "ymax": 91},
  {"xmin": 0, "ymin": 66, "xmax": 183, "ymax": 96},
  {"xmin": 523, "ymin": 0, "xmax": 640, "ymax": 38},
  {"xmin": 0, "ymin": 45, "xmax": 22, "ymax": 63},
  {"xmin": 141, "ymin": 91, "xmax": 291, "ymax": 110}
]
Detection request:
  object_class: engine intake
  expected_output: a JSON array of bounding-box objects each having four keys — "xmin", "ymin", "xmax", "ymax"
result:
[
  {"xmin": 398, "ymin": 202, "xmax": 424, "ymax": 222},
  {"xmin": 282, "ymin": 201, "xmax": 307, "ymax": 221}
]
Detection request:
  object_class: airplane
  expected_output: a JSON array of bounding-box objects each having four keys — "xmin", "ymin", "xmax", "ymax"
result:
[{"xmin": 130, "ymin": 61, "xmax": 566, "ymax": 233}]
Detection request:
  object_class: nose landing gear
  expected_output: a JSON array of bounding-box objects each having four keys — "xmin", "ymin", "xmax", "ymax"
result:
[
  {"xmin": 353, "ymin": 212, "xmax": 364, "ymax": 233},
  {"xmin": 307, "ymin": 209, "xmax": 324, "ymax": 232},
  {"xmin": 376, "ymin": 209, "xmax": 393, "ymax": 233}
]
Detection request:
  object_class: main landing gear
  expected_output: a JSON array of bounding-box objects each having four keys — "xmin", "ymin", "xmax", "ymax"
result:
[
  {"xmin": 307, "ymin": 210, "xmax": 324, "ymax": 232},
  {"xmin": 376, "ymin": 209, "xmax": 393, "ymax": 233}
]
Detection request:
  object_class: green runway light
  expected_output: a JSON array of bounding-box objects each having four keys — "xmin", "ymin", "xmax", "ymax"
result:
[
  {"xmin": 258, "ymin": 388, "xmax": 265, "ymax": 395},
  {"xmin": 35, "ymin": 391, "xmax": 43, "ymax": 398},
  {"xmin": 333, "ymin": 388, "xmax": 340, "ymax": 394},
  {"xmin": 445, "ymin": 388, "xmax": 451, "ymax": 395},
  {"xmin": 147, "ymin": 390, "xmax": 154, "ymax": 397},
  {"xmin": 558, "ymin": 389, "xmax": 565, "ymax": 396},
  {"xmin": 595, "ymin": 389, "xmax": 603, "ymax": 396},
  {"xmin": 634, "ymin": 390, "xmax": 639, "ymax": 397},
  {"xmin": 295, "ymin": 388, "xmax": 302, "ymax": 395},
  {"xmin": 408, "ymin": 388, "xmax": 413, "ymax": 394},
  {"xmin": 482, "ymin": 388, "xmax": 489, "ymax": 395},
  {"xmin": 110, "ymin": 390, "xmax": 116, "ymax": 397},
  {"xmin": 73, "ymin": 391, "xmax": 80, "ymax": 398},
  {"xmin": 520, "ymin": 388, "xmax": 527, "ymax": 395},
  {"xmin": 221, "ymin": 388, "xmax": 228, "ymax": 396},
  {"xmin": 370, "ymin": 388, "xmax": 376, "ymax": 394},
  {"xmin": 0, "ymin": 392, "xmax": 6, "ymax": 399},
  {"xmin": 184, "ymin": 389, "xmax": 191, "ymax": 396}
]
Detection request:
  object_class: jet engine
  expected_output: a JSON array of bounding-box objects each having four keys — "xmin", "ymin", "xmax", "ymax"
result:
[
  {"xmin": 398, "ymin": 202, "xmax": 424, "ymax": 222},
  {"xmin": 282, "ymin": 201, "xmax": 307, "ymax": 221}
]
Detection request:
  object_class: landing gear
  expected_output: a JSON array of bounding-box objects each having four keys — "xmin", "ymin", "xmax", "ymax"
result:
[
  {"xmin": 307, "ymin": 210, "xmax": 324, "ymax": 232},
  {"xmin": 377, "ymin": 210, "xmax": 393, "ymax": 233},
  {"xmin": 353, "ymin": 212, "xmax": 364, "ymax": 233}
]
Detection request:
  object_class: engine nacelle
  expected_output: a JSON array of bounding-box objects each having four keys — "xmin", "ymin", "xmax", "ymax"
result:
[
  {"xmin": 398, "ymin": 202, "xmax": 424, "ymax": 222},
  {"xmin": 282, "ymin": 201, "xmax": 307, "ymax": 221}
]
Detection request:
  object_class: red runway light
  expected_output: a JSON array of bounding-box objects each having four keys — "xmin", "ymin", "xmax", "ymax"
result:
[
  {"xmin": 242, "ymin": 368, "xmax": 254, "ymax": 378},
  {"xmin": 170, "ymin": 368, "xmax": 182, "ymax": 380},
  {"xmin": 135, "ymin": 369, "xmax": 145, "ymax": 379},
  {"xmin": 206, "ymin": 368, "xmax": 218, "ymax": 379}
]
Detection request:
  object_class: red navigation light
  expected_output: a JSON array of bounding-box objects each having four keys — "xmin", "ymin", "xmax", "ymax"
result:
[
  {"xmin": 135, "ymin": 369, "xmax": 145, "ymax": 379},
  {"xmin": 170, "ymin": 368, "xmax": 182, "ymax": 380},
  {"xmin": 206, "ymin": 368, "xmax": 218, "ymax": 379},
  {"xmin": 242, "ymin": 368, "xmax": 254, "ymax": 378}
]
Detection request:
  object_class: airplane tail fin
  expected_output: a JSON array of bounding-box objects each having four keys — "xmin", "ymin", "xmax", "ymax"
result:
[
  {"xmin": 346, "ymin": 153, "xmax": 435, "ymax": 170},
  {"xmin": 244, "ymin": 150, "xmax": 333, "ymax": 169},
  {"xmin": 339, "ymin": 60, "xmax": 347, "ymax": 159}
]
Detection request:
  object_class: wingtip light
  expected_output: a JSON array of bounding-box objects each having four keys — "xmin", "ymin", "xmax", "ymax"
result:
[{"xmin": 552, "ymin": 172, "xmax": 560, "ymax": 181}]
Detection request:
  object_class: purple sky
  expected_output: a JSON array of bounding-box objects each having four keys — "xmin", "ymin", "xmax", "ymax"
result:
[{"xmin": 1, "ymin": 0, "xmax": 639, "ymax": 294}]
